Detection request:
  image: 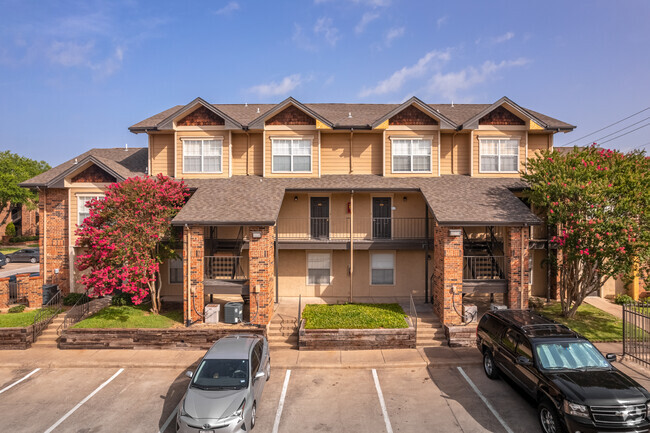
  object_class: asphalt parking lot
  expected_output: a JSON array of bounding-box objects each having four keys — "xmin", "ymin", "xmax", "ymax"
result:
[{"xmin": 0, "ymin": 364, "xmax": 549, "ymax": 433}]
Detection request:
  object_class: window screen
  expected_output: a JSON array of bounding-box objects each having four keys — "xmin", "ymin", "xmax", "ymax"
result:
[
  {"xmin": 77, "ymin": 195, "xmax": 103, "ymax": 225},
  {"xmin": 272, "ymin": 138, "xmax": 312, "ymax": 172},
  {"xmin": 169, "ymin": 259, "xmax": 183, "ymax": 284},
  {"xmin": 392, "ymin": 139, "xmax": 431, "ymax": 172},
  {"xmin": 183, "ymin": 139, "xmax": 222, "ymax": 173}
]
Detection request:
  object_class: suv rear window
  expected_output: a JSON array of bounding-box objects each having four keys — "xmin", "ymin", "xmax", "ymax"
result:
[{"xmin": 481, "ymin": 314, "xmax": 505, "ymax": 339}]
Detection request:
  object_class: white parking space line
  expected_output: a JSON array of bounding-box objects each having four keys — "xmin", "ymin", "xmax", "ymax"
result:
[
  {"xmin": 0, "ymin": 368, "xmax": 40, "ymax": 395},
  {"xmin": 43, "ymin": 368, "xmax": 124, "ymax": 433},
  {"xmin": 457, "ymin": 367, "xmax": 514, "ymax": 433},
  {"xmin": 371, "ymin": 369, "xmax": 394, "ymax": 433},
  {"xmin": 158, "ymin": 402, "xmax": 180, "ymax": 433},
  {"xmin": 272, "ymin": 369, "xmax": 291, "ymax": 433}
]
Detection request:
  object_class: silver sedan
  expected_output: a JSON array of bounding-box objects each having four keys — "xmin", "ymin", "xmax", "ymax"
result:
[{"xmin": 177, "ymin": 334, "xmax": 270, "ymax": 433}]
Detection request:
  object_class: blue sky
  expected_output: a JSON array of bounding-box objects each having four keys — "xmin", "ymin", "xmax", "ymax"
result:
[{"xmin": 1, "ymin": 0, "xmax": 649, "ymax": 166}]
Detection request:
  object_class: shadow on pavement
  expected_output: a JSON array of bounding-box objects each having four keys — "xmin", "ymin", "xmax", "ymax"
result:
[{"xmin": 158, "ymin": 368, "xmax": 193, "ymax": 432}]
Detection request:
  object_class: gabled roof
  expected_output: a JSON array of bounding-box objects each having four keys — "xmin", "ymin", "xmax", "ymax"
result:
[
  {"xmin": 20, "ymin": 148, "xmax": 147, "ymax": 187},
  {"xmin": 371, "ymin": 96, "xmax": 456, "ymax": 129},
  {"xmin": 247, "ymin": 97, "xmax": 333, "ymax": 129},
  {"xmin": 156, "ymin": 97, "xmax": 242, "ymax": 130}
]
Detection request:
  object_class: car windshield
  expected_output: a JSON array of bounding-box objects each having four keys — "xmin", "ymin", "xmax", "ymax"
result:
[
  {"xmin": 191, "ymin": 359, "xmax": 249, "ymax": 390},
  {"xmin": 535, "ymin": 341, "xmax": 610, "ymax": 370}
]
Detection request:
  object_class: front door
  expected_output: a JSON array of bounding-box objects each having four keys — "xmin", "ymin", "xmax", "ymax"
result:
[
  {"xmin": 310, "ymin": 197, "xmax": 329, "ymax": 239},
  {"xmin": 373, "ymin": 197, "xmax": 391, "ymax": 239}
]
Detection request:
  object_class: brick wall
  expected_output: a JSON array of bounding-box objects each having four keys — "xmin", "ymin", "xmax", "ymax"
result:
[
  {"xmin": 16, "ymin": 273, "xmax": 42, "ymax": 307},
  {"xmin": 20, "ymin": 204, "xmax": 38, "ymax": 237},
  {"xmin": 432, "ymin": 225, "xmax": 463, "ymax": 326},
  {"xmin": 506, "ymin": 227, "xmax": 530, "ymax": 309},
  {"xmin": 248, "ymin": 226, "xmax": 275, "ymax": 326},
  {"xmin": 39, "ymin": 189, "xmax": 70, "ymax": 294},
  {"xmin": 0, "ymin": 278, "xmax": 8, "ymax": 308},
  {"xmin": 183, "ymin": 226, "xmax": 205, "ymax": 325}
]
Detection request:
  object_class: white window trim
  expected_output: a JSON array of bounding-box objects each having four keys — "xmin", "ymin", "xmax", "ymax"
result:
[
  {"xmin": 306, "ymin": 251, "xmax": 332, "ymax": 286},
  {"xmin": 271, "ymin": 136, "xmax": 313, "ymax": 173},
  {"xmin": 168, "ymin": 258, "xmax": 183, "ymax": 285},
  {"xmin": 77, "ymin": 194, "xmax": 104, "ymax": 226},
  {"xmin": 390, "ymin": 137, "xmax": 433, "ymax": 173},
  {"xmin": 370, "ymin": 251, "xmax": 396, "ymax": 286},
  {"xmin": 181, "ymin": 137, "xmax": 223, "ymax": 174},
  {"xmin": 478, "ymin": 137, "xmax": 520, "ymax": 174}
]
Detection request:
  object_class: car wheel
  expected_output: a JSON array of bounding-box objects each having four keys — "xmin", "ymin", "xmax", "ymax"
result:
[
  {"xmin": 30, "ymin": 257, "xmax": 37, "ymax": 263},
  {"xmin": 5, "ymin": 257, "xmax": 10, "ymax": 263},
  {"xmin": 483, "ymin": 350, "xmax": 499, "ymax": 380},
  {"xmin": 250, "ymin": 402, "xmax": 256, "ymax": 429},
  {"xmin": 538, "ymin": 400, "xmax": 564, "ymax": 433}
]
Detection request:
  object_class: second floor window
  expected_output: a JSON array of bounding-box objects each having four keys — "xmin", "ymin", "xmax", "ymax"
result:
[
  {"xmin": 392, "ymin": 138, "xmax": 431, "ymax": 173},
  {"xmin": 183, "ymin": 139, "xmax": 222, "ymax": 173},
  {"xmin": 272, "ymin": 138, "xmax": 311, "ymax": 172},
  {"xmin": 78, "ymin": 195, "xmax": 104, "ymax": 225},
  {"xmin": 479, "ymin": 138, "xmax": 519, "ymax": 173}
]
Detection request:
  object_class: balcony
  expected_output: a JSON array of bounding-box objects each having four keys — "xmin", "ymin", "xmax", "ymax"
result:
[
  {"xmin": 462, "ymin": 255, "xmax": 507, "ymax": 294},
  {"xmin": 277, "ymin": 217, "xmax": 432, "ymax": 249},
  {"xmin": 203, "ymin": 256, "xmax": 248, "ymax": 297}
]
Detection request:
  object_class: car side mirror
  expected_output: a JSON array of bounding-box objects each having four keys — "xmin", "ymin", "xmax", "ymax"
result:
[
  {"xmin": 516, "ymin": 355, "xmax": 532, "ymax": 366},
  {"xmin": 255, "ymin": 371, "xmax": 265, "ymax": 380},
  {"xmin": 185, "ymin": 371, "xmax": 193, "ymax": 378},
  {"xmin": 606, "ymin": 353, "xmax": 617, "ymax": 362}
]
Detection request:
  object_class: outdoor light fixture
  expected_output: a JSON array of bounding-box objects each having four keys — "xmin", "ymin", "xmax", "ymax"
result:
[
  {"xmin": 251, "ymin": 231, "xmax": 262, "ymax": 239},
  {"xmin": 294, "ymin": 196, "xmax": 298, "ymax": 201},
  {"xmin": 403, "ymin": 196, "xmax": 407, "ymax": 202},
  {"xmin": 448, "ymin": 229, "xmax": 462, "ymax": 237}
]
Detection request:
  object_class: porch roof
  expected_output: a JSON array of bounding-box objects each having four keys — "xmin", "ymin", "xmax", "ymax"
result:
[{"xmin": 172, "ymin": 175, "xmax": 541, "ymax": 227}]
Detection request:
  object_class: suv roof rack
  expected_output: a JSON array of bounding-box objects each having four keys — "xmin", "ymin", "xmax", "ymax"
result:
[{"xmin": 491, "ymin": 309, "xmax": 580, "ymax": 338}]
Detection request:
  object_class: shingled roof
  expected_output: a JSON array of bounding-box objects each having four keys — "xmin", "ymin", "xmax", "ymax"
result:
[
  {"xmin": 173, "ymin": 175, "xmax": 540, "ymax": 227},
  {"xmin": 129, "ymin": 97, "xmax": 575, "ymax": 132},
  {"xmin": 20, "ymin": 148, "xmax": 148, "ymax": 187}
]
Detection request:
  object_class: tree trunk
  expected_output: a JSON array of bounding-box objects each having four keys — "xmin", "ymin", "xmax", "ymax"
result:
[{"xmin": 559, "ymin": 257, "xmax": 603, "ymax": 318}]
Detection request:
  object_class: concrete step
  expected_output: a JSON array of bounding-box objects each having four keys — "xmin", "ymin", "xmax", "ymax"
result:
[
  {"xmin": 268, "ymin": 341, "xmax": 298, "ymax": 349},
  {"xmin": 268, "ymin": 335, "xmax": 298, "ymax": 343},
  {"xmin": 417, "ymin": 330, "xmax": 446, "ymax": 338},
  {"xmin": 268, "ymin": 323, "xmax": 298, "ymax": 330},
  {"xmin": 416, "ymin": 340, "xmax": 446, "ymax": 347},
  {"xmin": 267, "ymin": 331, "xmax": 298, "ymax": 338},
  {"xmin": 32, "ymin": 340, "xmax": 58, "ymax": 348}
]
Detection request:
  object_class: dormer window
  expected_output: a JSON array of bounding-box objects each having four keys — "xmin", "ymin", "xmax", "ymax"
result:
[
  {"xmin": 271, "ymin": 138, "xmax": 312, "ymax": 173},
  {"xmin": 391, "ymin": 138, "xmax": 432, "ymax": 173},
  {"xmin": 182, "ymin": 138, "xmax": 222, "ymax": 173},
  {"xmin": 479, "ymin": 138, "xmax": 519, "ymax": 173}
]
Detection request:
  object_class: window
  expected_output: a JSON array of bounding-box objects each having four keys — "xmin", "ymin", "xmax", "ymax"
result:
[
  {"xmin": 77, "ymin": 195, "xmax": 104, "ymax": 225},
  {"xmin": 371, "ymin": 253, "xmax": 394, "ymax": 285},
  {"xmin": 479, "ymin": 138, "xmax": 519, "ymax": 173},
  {"xmin": 272, "ymin": 138, "xmax": 311, "ymax": 172},
  {"xmin": 183, "ymin": 138, "xmax": 222, "ymax": 173},
  {"xmin": 391, "ymin": 138, "xmax": 431, "ymax": 173},
  {"xmin": 169, "ymin": 259, "xmax": 183, "ymax": 284},
  {"xmin": 501, "ymin": 329, "xmax": 518, "ymax": 353},
  {"xmin": 307, "ymin": 253, "xmax": 331, "ymax": 285}
]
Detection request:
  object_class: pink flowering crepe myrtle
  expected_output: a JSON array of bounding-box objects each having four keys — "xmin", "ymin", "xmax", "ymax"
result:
[{"xmin": 75, "ymin": 174, "xmax": 190, "ymax": 314}]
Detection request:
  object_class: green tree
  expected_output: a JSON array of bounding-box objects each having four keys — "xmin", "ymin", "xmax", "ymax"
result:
[
  {"xmin": 524, "ymin": 146, "xmax": 650, "ymax": 317},
  {"xmin": 0, "ymin": 151, "xmax": 50, "ymax": 215}
]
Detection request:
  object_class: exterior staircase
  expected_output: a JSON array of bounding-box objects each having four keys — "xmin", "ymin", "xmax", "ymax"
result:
[
  {"xmin": 414, "ymin": 311, "xmax": 447, "ymax": 347},
  {"xmin": 32, "ymin": 314, "xmax": 64, "ymax": 348},
  {"xmin": 267, "ymin": 314, "xmax": 299, "ymax": 349}
]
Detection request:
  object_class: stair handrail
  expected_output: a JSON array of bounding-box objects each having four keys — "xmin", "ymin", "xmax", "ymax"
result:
[
  {"xmin": 33, "ymin": 289, "xmax": 63, "ymax": 341},
  {"xmin": 57, "ymin": 292, "xmax": 91, "ymax": 335},
  {"xmin": 409, "ymin": 294, "xmax": 418, "ymax": 337}
]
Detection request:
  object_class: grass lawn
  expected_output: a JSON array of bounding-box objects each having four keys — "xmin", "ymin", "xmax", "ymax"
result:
[
  {"xmin": 73, "ymin": 305, "xmax": 183, "ymax": 329},
  {"xmin": 302, "ymin": 303, "xmax": 408, "ymax": 329},
  {"xmin": 0, "ymin": 244, "xmax": 38, "ymax": 255},
  {"xmin": 535, "ymin": 302, "xmax": 623, "ymax": 342},
  {"xmin": 0, "ymin": 310, "xmax": 40, "ymax": 327}
]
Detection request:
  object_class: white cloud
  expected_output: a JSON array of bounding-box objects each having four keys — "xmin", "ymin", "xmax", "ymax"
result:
[
  {"xmin": 359, "ymin": 50, "xmax": 450, "ymax": 97},
  {"xmin": 385, "ymin": 27, "xmax": 404, "ymax": 45},
  {"xmin": 492, "ymin": 32, "xmax": 515, "ymax": 44},
  {"xmin": 314, "ymin": 17, "xmax": 340, "ymax": 46},
  {"xmin": 47, "ymin": 41, "xmax": 95, "ymax": 67},
  {"xmin": 89, "ymin": 46, "xmax": 124, "ymax": 78},
  {"xmin": 292, "ymin": 24, "xmax": 317, "ymax": 51},
  {"xmin": 248, "ymin": 74, "xmax": 303, "ymax": 97},
  {"xmin": 355, "ymin": 12, "xmax": 380, "ymax": 34},
  {"xmin": 426, "ymin": 58, "xmax": 530, "ymax": 100},
  {"xmin": 436, "ymin": 16, "xmax": 448, "ymax": 29},
  {"xmin": 215, "ymin": 1, "xmax": 240, "ymax": 15}
]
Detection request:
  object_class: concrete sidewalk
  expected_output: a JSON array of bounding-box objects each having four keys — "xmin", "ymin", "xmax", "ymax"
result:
[
  {"xmin": 0, "ymin": 345, "xmax": 485, "ymax": 370},
  {"xmin": 585, "ymin": 297, "xmax": 623, "ymax": 319}
]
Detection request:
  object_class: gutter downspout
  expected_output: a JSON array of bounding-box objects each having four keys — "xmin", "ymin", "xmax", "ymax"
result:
[
  {"xmin": 246, "ymin": 132, "xmax": 250, "ymax": 176},
  {"xmin": 451, "ymin": 132, "xmax": 459, "ymax": 174},
  {"xmin": 521, "ymin": 226, "xmax": 525, "ymax": 309},
  {"xmin": 349, "ymin": 130, "xmax": 354, "ymax": 174},
  {"xmin": 349, "ymin": 190, "xmax": 354, "ymax": 303},
  {"xmin": 185, "ymin": 224, "xmax": 191, "ymax": 327},
  {"xmin": 41, "ymin": 188, "xmax": 47, "ymax": 286}
]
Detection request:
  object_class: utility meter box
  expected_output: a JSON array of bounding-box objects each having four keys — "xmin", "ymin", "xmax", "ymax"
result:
[{"xmin": 205, "ymin": 304, "xmax": 221, "ymax": 324}]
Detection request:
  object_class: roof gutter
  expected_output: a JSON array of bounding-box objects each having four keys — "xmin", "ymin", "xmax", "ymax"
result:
[{"xmin": 332, "ymin": 125, "xmax": 372, "ymax": 130}]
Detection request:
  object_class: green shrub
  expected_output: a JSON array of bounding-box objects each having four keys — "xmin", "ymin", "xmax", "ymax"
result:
[
  {"xmin": 5, "ymin": 222, "xmax": 16, "ymax": 238},
  {"xmin": 9, "ymin": 235, "xmax": 39, "ymax": 243},
  {"xmin": 614, "ymin": 294, "xmax": 635, "ymax": 305},
  {"xmin": 111, "ymin": 291, "xmax": 133, "ymax": 306},
  {"xmin": 8, "ymin": 304, "xmax": 26, "ymax": 313},
  {"xmin": 63, "ymin": 293, "xmax": 90, "ymax": 306}
]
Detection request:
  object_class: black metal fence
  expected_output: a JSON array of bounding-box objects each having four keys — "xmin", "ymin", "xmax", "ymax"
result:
[
  {"xmin": 33, "ymin": 290, "xmax": 62, "ymax": 341},
  {"xmin": 622, "ymin": 303, "xmax": 650, "ymax": 368},
  {"xmin": 57, "ymin": 293, "xmax": 91, "ymax": 335},
  {"xmin": 8, "ymin": 279, "xmax": 18, "ymax": 304}
]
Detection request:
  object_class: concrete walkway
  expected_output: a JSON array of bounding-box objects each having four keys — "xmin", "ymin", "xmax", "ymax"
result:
[{"xmin": 585, "ymin": 296, "xmax": 623, "ymax": 319}]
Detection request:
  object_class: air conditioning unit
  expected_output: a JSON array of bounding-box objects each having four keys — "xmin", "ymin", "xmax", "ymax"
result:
[
  {"xmin": 204, "ymin": 304, "xmax": 220, "ymax": 324},
  {"xmin": 224, "ymin": 302, "xmax": 243, "ymax": 324}
]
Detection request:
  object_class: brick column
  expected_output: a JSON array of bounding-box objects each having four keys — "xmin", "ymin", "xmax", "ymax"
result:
[
  {"xmin": 0, "ymin": 277, "xmax": 9, "ymax": 308},
  {"xmin": 39, "ymin": 189, "xmax": 70, "ymax": 294},
  {"xmin": 28, "ymin": 275, "xmax": 42, "ymax": 307},
  {"xmin": 432, "ymin": 225, "xmax": 464, "ymax": 326},
  {"xmin": 506, "ymin": 226, "xmax": 530, "ymax": 309},
  {"xmin": 183, "ymin": 226, "xmax": 204, "ymax": 325},
  {"xmin": 248, "ymin": 226, "xmax": 275, "ymax": 326},
  {"xmin": 16, "ymin": 273, "xmax": 31, "ymax": 306}
]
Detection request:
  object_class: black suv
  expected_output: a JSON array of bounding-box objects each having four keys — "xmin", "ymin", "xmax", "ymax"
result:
[{"xmin": 477, "ymin": 310, "xmax": 650, "ymax": 433}]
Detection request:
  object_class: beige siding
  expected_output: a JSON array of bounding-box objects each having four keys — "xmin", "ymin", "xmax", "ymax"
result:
[
  {"xmin": 177, "ymin": 130, "xmax": 230, "ymax": 178},
  {"xmin": 530, "ymin": 249, "xmax": 548, "ymax": 297},
  {"xmin": 528, "ymin": 133, "xmax": 552, "ymax": 161},
  {"xmin": 319, "ymin": 131, "xmax": 383, "ymax": 175},
  {"xmin": 230, "ymin": 132, "xmax": 264, "ymax": 176},
  {"xmin": 320, "ymin": 132, "xmax": 350, "ymax": 175},
  {"xmin": 149, "ymin": 133, "xmax": 174, "ymax": 176},
  {"xmin": 159, "ymin": 252, "xmax": 183, "ymax": 302},
  {"xmin": 384, "ymin": 129, "xmax": 439, "ymax": 177},
  {"xmin": 472, "ymin": 129, "xmax": 527, "ymax": 177},
  {"xmin": 265, "ymin": 129, "xmax": 319, "ymax": 177},
  {"xmin": 278, "ymin": 249, "xmax": 425, "ymax": 298},
  {"xmin": 68, "ymin": 186, "xmax": 106, "ymax": 246}
]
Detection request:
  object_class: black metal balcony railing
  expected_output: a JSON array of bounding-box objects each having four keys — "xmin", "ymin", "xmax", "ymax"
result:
[
  {"xmin": 277, "ymin": 217, "xmax": 431, "ymax": 241},
  {"xmin": 463, "ymin": 256, "xmax": 506, "ymax": 280},
  {"xmin": 204, "ymin": 256, "xmax": 245, "ymax": 280}
]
